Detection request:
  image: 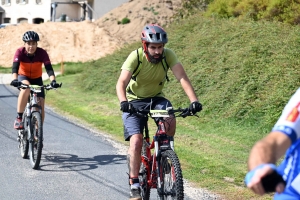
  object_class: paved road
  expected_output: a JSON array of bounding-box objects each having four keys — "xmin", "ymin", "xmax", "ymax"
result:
[{"xmin": 0, "ymin": 83, "xmax": 130, "ymax": 200}]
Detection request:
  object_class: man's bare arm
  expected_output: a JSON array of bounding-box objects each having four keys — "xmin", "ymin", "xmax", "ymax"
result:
[
  {"xmin": 171, "ymin": 63, "xmax": 198, "ymax": 103},
  {"xmin": 248, "ymin": 131, "xmax": 291, "ymax": 170}
]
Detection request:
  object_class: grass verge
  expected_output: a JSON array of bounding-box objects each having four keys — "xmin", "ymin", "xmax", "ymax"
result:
[{"xmin": 42, "ymin": 15, "xmax": 300, "ymax": 199}]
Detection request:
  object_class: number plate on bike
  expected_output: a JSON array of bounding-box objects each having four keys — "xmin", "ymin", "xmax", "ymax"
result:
[
  {"xmin": 150, "ymin": 110, "xmax": 170, "ymax": 117},
  {"xmin": 31, "ymin": 85, "xmax": 42, "ymax": 93}
]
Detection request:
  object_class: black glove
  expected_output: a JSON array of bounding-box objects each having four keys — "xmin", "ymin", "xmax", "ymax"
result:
[
  {"xmin": 10, "ymin": 79, "xmax": 20, "ymax": 87},
  {"xmin": 189, "ymin": 101, "xmax": 202, "ymax": 114},
  {"xmin": 261, "ymin": 171, "xmax": 286, "ymax": 193},
  {"xmin": 120, "ymin": 101, "xmax": 135, "ymax": 114},
  {"xmin": 50, "ymin": 80, "xmax": 60, "ymax": 88}
]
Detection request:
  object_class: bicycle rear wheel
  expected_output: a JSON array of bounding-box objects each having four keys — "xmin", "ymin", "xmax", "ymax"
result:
[
  {"xmin": 158, "ymin": 150, "xmax": 184, "ymax": 200},
  {"xmin": 19, "ymin": 112, "xmax": 29, "ymax": 158},
  {"xmin": 29, "ymin": 112, "xmax": 43, "ymax": 169},
  {"xmin": 139, "ymin": 140, "xmax": 151, "ymax": 200}
]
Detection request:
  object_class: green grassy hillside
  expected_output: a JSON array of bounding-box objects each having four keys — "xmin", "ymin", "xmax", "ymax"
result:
[{"xmin": 44, "ymin": 14, "xmax": 300, "ymax": 199}]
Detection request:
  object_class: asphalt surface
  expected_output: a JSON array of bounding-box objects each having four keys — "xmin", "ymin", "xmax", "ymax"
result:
[{"xmin": 0, "ymin": 82, "xmax": 130, "ymax": 200}]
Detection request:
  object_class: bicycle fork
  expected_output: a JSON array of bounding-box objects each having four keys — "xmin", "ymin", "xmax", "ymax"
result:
[
  {"xmin": 26, "ymin": 102, "xmax": 32, "ymax": 142},
  {"xmin": 155, "ymin": 121, "xmax": 175, "ymax": 194}
]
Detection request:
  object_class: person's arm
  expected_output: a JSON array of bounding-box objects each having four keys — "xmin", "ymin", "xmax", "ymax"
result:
[
  {"xmin": 12, "ymin": 62, "xmax": 19, "ymax": 80},
  {"xmin": 171, "ymin": 63, "xmax": 198, "ymax": 103},
  {"xmin": 246, "ymin": 131, "xmax": 291, "ymax": 195},
  {"xmin": 116, "ymin": 69, "xmax": 132, "ymax": 103},
  {"xmin": 248, "ymin": 131, "xmax": 291, "ymax": 170},
  {"xmin": 44, "ymin": 63, "xmax": 55, "ymax": 82}
]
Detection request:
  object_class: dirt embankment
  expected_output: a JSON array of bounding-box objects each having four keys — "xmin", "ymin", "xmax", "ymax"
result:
[{"xmin": 0, "ymin": 0, "xmax": 181, "ymax": 68}]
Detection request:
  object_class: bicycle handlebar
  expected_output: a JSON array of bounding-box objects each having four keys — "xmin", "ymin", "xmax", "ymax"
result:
[
  {"xmin": 132, "ymin": 107, "xmax": 198, "ymax": 118},
  {"xmin": 17, "ymin": 83, "xmax": 62, "ymax": 91}
]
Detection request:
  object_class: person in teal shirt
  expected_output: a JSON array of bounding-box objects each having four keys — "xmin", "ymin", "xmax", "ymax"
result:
[{"xmin": 116, "ymin": 24, "xmax": 202, "ymax": 200}]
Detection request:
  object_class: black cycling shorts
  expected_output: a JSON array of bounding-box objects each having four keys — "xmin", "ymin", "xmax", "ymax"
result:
[
  {"xmin": 18, "ymin": 75, "xmax": 45, "ymax": 98},
  {"xmin": 122, "ymin": 97, "xmax": 173, "ymax": 141}
]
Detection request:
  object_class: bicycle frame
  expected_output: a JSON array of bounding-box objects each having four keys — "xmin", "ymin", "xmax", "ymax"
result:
[
  {"xmin": 22, "ymin": 86, "xmax": 42, "ymax": 140},
  {"xmin": 19, "ymin": 86, "xmax": 42, "ymax": 140},
  {"xmin": 141, "ymin": 110, "xmax": 176, "ymax": 191},
  {"xmin": 137, "ymin": 107, "xmax": 195, "ymax": 199}
]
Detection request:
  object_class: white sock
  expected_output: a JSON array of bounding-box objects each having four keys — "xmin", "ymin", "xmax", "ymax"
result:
[{"xmin": 131, "ymin": 183, "xmax": 140, "ymax": 189}]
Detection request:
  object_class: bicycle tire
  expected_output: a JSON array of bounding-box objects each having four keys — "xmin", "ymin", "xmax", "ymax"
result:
[
  {"xmin": 19, "ymin": 112, "xmax": 29, "ymax": 158},
  {"xmin": 29, "ymin": 112, "xmax": 43, "ymax": 169},
  {"xmin": 158, "ymin": 150, "xmax": 184, "ymax": 200},
  {"xmin": 139, "ymin": 140, "xmax": 151, "ymax": 200}
]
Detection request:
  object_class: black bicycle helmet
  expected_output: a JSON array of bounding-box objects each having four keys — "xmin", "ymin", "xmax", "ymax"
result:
[
  {"xmin": 22, "ymin": 31, "xmax": 40, "ymax": 42},
  {"xmin": 141, "ymin": 24, "xmax": 168, "ymax": 44}
]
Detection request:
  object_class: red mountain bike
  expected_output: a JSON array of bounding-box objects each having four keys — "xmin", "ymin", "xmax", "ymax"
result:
[{"xmin": 134, "ymin": 107, "xmax": 197, "ymax": 200}]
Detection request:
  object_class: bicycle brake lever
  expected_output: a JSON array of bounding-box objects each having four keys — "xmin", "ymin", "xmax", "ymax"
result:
[
  {"xmin": 180, "ymin": 112, "xmax": 189, "ymax": 118},
  {"xmin": 18, "ymin": 83, "xmax": 28, "ymax": 89}
]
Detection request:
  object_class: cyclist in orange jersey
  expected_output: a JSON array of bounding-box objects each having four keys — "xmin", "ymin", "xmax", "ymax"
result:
[{"xmin": 10, "ymin": 31, "xmax": 60, "ymax": 130}]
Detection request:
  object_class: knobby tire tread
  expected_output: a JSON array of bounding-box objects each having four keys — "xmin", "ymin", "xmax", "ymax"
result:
[
  {"xmin": 160, "ymin": 150, "xmax": 184, "ymax": 200},
  {"xmin": 29, "ymin": 112, "xmax": 43, "ymax": 169}
]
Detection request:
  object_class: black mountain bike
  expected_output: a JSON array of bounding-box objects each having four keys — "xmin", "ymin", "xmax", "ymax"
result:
[{"xmin": 16, "ymin": 83, "xmax": 61, "ymax": 169}]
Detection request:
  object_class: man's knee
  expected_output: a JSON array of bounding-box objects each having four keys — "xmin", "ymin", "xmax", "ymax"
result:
[{"xmin": 129, "ymin": 134, "xmax": 143, "ymax": 151}]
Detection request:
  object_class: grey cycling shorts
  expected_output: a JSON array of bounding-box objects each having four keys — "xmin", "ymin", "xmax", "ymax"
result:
[
  {"xmin": 122, "ymin": 97, "xmax": 173, "ymax": 141},
  {"xmin": 18, "ymin": 75, "xmax": 45, "ymax": 98}
]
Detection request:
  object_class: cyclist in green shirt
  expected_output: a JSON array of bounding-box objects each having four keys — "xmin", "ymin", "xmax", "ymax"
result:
[{"xmin": 116, "ymin": 24, "xmax": 202, "ymax": 200}]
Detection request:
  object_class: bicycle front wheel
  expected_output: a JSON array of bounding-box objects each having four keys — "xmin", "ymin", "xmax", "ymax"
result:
[
  {"xmin": 29, "ymin": 112, "xmax": 43, "ymax": 169},
  {"xmin": 159, "ymin": 150, "xmax": 184, "ymax": 200}
]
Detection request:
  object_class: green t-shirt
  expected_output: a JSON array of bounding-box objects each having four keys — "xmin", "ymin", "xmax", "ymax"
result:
[{"xmin": 121, "ymin": 48, "xmax": 179, "ymax": 101}]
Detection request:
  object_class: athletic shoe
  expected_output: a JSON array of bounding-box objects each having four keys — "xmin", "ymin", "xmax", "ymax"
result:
[
  {"xmin": 130, "ymin": 187, "xmax": 142, "ymax": 200},
  {"xmin": 14, "ymin": 118, "xmax": 24, "ymax": 130}
]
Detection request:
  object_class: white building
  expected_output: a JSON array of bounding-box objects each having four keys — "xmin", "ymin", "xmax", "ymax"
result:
[{"xmin": 0, "ymin": 0, "xmax": 128, "ymax": 24}]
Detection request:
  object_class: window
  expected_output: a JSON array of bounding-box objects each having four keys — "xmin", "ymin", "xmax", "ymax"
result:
[
  {"xmin": 16, "ymin": 0, "xmax": 27, "ymax": 4},
  {"xmin": 2, "ymin": 0, "xmax": 10, "ymax": 5}
]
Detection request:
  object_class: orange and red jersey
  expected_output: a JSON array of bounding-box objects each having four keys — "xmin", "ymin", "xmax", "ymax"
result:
[{"xmin": 12, "ymin": 47, "xmax": 54, "ymax": 79}]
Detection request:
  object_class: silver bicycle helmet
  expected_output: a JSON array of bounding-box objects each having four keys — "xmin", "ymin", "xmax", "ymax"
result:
[{"xmin": 141, "ymin": 24, "xmax": 168, "ymax": 44}]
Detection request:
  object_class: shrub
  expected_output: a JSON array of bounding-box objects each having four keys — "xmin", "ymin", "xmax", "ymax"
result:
[
  {"xmin": 121, "ymin": 17, "xmax": 130, "ymax": 24},
  {"xmin": 205, "ymin": 0, "xmax": 300, "ymax": 25}
]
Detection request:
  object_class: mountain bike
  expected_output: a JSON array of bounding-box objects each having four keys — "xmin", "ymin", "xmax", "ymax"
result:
[
  {"xmin": 15, "ymin": 83, "xmax": 61, "ymax": 169},
  {"xmin": 133, "ymin": 106, "xmax": 197, "ymax": 200}
]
